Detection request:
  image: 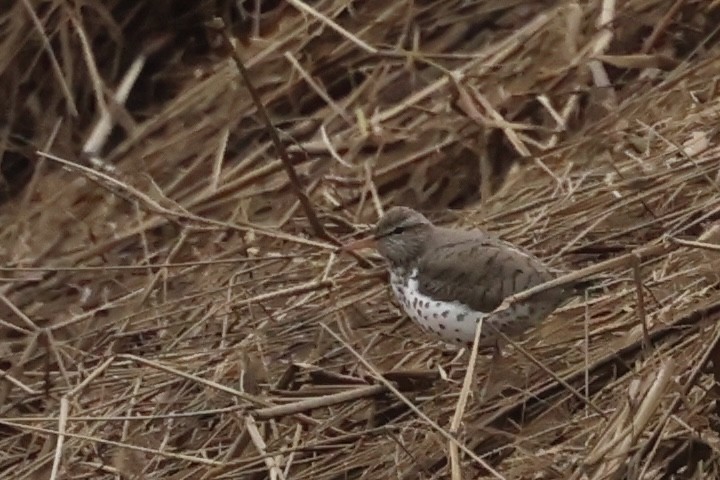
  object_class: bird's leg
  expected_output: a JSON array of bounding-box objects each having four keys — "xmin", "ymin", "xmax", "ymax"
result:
[
  {"xmin": 491, "ymin": 339, "xmax": 503, "ymax": 362},
  {"xmin": 487, "ymin": 339, "xmax": 504, "ymax": 384},
  {"xmin": 478, "ymin": 339, "xmax": 503, "ymax": 402}
]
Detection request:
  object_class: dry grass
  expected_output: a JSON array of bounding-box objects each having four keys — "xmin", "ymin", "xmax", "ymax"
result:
[{"xmin": 2, "ymin": 0, "xmax": 720, "ymax": 478}]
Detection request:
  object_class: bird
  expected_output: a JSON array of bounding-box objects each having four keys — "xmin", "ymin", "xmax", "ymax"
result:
[{"xmin": 342, "ymin": 206, "xmax": 594, "ymax": 352}]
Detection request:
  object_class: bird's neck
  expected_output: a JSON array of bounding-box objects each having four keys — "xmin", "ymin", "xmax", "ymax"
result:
[{"xmin": 386, "ymin": 261, "xmax": 412, "ymax": 277}]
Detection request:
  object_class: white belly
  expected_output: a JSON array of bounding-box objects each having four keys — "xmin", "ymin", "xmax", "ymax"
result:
[{"xmin": 390, "ymin": 269, "xmax": 490, "ymax": 347}]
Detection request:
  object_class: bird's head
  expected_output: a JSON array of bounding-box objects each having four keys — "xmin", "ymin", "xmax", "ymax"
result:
[{"xmin": 343, "ymin": 206, "xmax": 433, "ymax": 267}]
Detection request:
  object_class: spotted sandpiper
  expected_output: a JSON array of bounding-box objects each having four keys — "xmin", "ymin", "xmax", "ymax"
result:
[{"xmin": 343, "ymin": 206, "xmax": 593, "ymax": 351}]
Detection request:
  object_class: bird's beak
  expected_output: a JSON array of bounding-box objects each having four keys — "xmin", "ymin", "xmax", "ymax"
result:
[{"xmin": 341, "ymin": 235, "xmax": 377, "ymax": 252}]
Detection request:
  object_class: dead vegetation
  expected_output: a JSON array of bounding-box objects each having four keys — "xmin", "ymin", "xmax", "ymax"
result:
[{"xmin": 2, "ymin": 0, "xmax": 720, "ymax": 478}]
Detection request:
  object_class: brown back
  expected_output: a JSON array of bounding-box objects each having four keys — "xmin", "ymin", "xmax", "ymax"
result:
[{"xmin": 416, "ymin": 227, "xmax": 560, "ymax": 313}]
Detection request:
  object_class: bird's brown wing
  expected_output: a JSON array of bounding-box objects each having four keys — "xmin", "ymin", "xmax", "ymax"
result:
[{"xmin": 416, "ymin": 237, "xmax": 557, "ymax": 313}]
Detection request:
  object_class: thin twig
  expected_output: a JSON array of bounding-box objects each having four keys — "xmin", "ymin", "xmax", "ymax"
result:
[
  {"xmin": 36, "ymin": 150, "xmax": 336, "ymax": 250},
  {"xmin": 669, "ymin": 236, "xmax": 720, "ymax": 252},
  {"xmin": 0, "ymin": 294, "xmax": 39, "ymax": 331},
  {"xmin": 254, "ymin": 384, "xmax": 387, "ymax": 419},
  {"xmin": 245, "ymin": 416, "xmax": 286, "ymax": 480},
  {"xmin": 632, "ymin": 255, "xmax": 652, "ymax": 353},
  {"xmin": 490, "ymin": 325, "xmax": 607, "ymax": 418},
  {"xmin": 21, "ymin": 0, "xmax": 78, "ymax": 115},
  {"xmin": 449, "ymin": 318, "xmax": 486, "ymax": 480},
  {"xmin": 48, "ymin": 398, "xmax": 69, "ymax": 480},
  {"xmin": 320, "ymin": 323, "xmax": 507, "ymax": 480},
  {"xmin": 0, "ymin": 419, "xmax": 226, "ymax": 466},
  {"xmin": 0, "ymin": 369, "xmax": 38, "ymax": 394},
  {"xmin": 222, "ymin": 31, "xmax": 330, "ymax": 241},
  {"xmin": 285, "ymin": 0, "xmax": 377, "ymax": 54}
]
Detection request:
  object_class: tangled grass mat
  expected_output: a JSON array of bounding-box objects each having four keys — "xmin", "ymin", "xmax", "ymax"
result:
[{"xmin": 2, "ymin": 1, "xmax": 720, "ymax": 478}]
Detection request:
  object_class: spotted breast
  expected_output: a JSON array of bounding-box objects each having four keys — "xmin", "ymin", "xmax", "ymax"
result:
[{"xmin": 390, "ymin": 269, "xmax": 497, "ymax": 347}]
